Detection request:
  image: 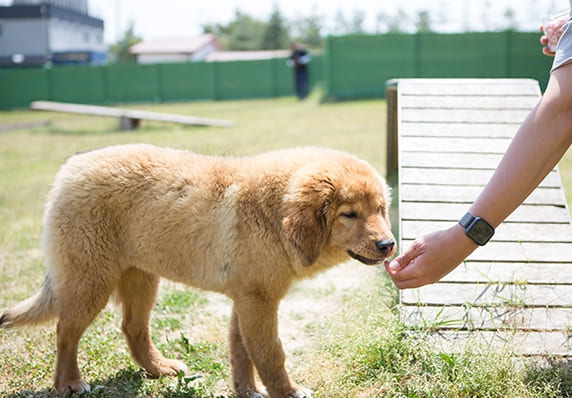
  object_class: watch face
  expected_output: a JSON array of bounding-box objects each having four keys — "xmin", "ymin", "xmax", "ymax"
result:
[{"xmin": 469, "ymin": 218, "xmax": 494, "ymax": 245}]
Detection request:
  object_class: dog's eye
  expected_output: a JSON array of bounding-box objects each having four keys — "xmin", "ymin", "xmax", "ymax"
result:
[
  {"xmin": 342, "ymin": 211, "xmax": 358, "ymax": 218},
  {"xmin": 377, "ymin": 206, "xmax": 383, "ymax": 214}
]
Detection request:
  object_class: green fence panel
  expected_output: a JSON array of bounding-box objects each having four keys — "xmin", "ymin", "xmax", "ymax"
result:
[
  {"xmin": 309, "ymin": 53, "xmax": 324, "ymax": 90},
  {"xmin": 50, "ymin": 66, "xmax": 106, "ymax": 104},
  {"xmin": 215, "ymin": 60, "xmax": 273, "ymax": 100},
  {"xmin": 105, "ymin": 63, "xmax": 160, "ymax": 103},
  {"xmin": 274, "ymin": 57, "xmax": 295, "ymax": 97},
  {"xmin": 507, "ymin": 31, "xmax": 552, "ymax": 90},
  {"xmin": 418, "ymin": 32, "xmax": 508, "ymax": 78},
  {"xmin": 0, "ymin": 68, "xmax": 49, "ymax": 108},
  {"xmin": 159, "ymin": 62, "xmax": 216, "ymax": 101},
  {"xmin": 0, "ymin": 32, "xmax": 557, "ymax": 109},
  {"xmin": 325, "ymin": 34, "xmax": 417, "ymax": 99}
]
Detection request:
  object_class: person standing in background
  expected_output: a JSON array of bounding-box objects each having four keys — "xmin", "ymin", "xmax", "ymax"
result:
[{"xmin": 288, "ymin": 42, "xmax": 312, "ymax": 100}]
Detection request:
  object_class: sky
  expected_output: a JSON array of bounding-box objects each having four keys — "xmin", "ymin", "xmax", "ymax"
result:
[{"xmin": 1, "ymin": 0, "xmax": 570, "ymax": 44}]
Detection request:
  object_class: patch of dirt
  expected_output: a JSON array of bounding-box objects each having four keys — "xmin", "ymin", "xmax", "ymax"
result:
[
  {"xmin": 278, "ymin": 260, "xmax": 380, "ymax": 356},
  {"xmin": 175, "ymin": 260, "xmax": 381, "ymax": 393}
]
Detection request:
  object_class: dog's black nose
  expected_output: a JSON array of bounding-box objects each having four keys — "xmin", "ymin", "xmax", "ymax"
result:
[{"xmin": 375, "ymin": 239, "xmax": 395, "ymax": 255}]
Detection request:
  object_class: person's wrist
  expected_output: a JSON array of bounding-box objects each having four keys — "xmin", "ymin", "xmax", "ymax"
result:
[{"xmin": 451, "ymin": 223, "xmax": 479, "ymax": 249}]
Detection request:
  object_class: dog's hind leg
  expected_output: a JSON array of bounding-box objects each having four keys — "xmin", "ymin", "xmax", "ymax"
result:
[
  {"xmin": 54, "ymin": 266, "xmax": 119, "ymax": 394},
  {"xmin": 116, "ymin": 268, "xmax": 187, "ymax": 377}
]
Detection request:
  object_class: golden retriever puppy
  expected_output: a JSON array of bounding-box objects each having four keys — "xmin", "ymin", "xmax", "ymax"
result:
[{"xmin": 0, "ymin": 144, "xmax": 395, "ymax": 398}]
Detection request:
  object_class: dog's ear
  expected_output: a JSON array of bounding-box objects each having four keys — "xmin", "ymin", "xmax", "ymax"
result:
[{"xmin": 282, "ymin": 176, "xmax": 333, "ymax": 266}]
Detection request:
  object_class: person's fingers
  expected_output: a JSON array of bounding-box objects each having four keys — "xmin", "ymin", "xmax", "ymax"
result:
[
  {"xmin": 390, "ymin": 277, "xmax": 423, "ymax": 290},
  {"xmin": 385, "ymin": 256, "xmax": 407, "ymax": 273},
  {"xmin": 385, "ymin": 239, "xmax": 424, "ymax": 274}
]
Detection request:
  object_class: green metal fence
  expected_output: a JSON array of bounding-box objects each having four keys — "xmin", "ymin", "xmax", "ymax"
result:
[
  {"xmin": 0, "ymin": 31, "xmax": 554, "ymax": 109},
  {"xmin": 324, "ymin": 31, "xmax": 553, "ymax": 100},
  {"xmin": 0, "ymin": 55, "xmax": 324, "ymax": 109}
]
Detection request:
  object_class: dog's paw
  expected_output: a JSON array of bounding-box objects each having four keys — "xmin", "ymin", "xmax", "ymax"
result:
[
  {"xmin": 56, "ymin": 378, "xmax": 91, "ymax": 394},
  {"xmin": 157, "ymin": 359, "xmax": 187, "ymax": 376},
  {"xmin": 251, "ymin": 385, "xmax": 268, "ymax": 398},
  {"xmin": 289, "ymin": 387, "xmax": 313, "ymax": 398}
]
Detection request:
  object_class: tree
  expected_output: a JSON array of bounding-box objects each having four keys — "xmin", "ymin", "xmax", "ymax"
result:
[
  {"xmin": 108, "ymin": 22, "xmax": 141, "ymax": 63},
  {"xmin": 349, "ymin": 9, "xmax": 365, "ymax": 34},
  {"xmin": 503, "ymin": 8, "xmax": 518, "ymax": 30},
  {"xmin": 377, "ymin": 8, "xmax": 409, "ymax": 33},
  {"xmin": 333, "ymin": 9, "xmax": 349, "ymax": 35},
  {"xmin": 261, "ymin": 6, "xmax": 289, "ymax": 49},
  {"xmin": 291, "ymin": 7, "xmax": 324, "ymax": 48},
  {"xmin": 415, "ymin": 10, "xmax": 432, "ymax": 33},
  {"xmin": 204, "ymin": 10, "xmax": 266, "ymax": 51}
]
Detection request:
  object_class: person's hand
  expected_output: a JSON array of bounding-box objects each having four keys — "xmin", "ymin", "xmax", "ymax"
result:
[
  {"xmin": 384, "ymin": 224, "xmax": 477, "ymax": 289},
  {"xmin": 540, "ymin": 27, "xmax": 556, "ymax": 56},
  {"xmin": 540, "ymin": 26, "xmax": 558, "ymax": 56},
  {"xmin": 540, "ymin": 17, "xmax": 566, "ymax": 56}
]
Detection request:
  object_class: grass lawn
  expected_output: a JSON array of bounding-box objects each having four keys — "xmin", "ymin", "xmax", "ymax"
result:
[{"xmin": 0, "ymin": 92, "xmax": 571, "ymax": 397}]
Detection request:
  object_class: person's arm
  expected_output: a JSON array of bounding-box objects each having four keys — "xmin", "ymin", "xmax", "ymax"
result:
[
  {"xmin": 385, "ymin": 62, "xmax": 572, "ymax": 289},
  {"xmin": 298, "ymin": 54, "xmax": 311, "ymax": 64}
]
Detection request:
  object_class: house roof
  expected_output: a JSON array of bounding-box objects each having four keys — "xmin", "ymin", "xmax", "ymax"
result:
[
  {"xmin": 130, "ymin": 34, "xmax": 220, "ymax": 55},
  {"xmin": 205, "ymin": 50, "xmax": 291, "ymax": 62}
]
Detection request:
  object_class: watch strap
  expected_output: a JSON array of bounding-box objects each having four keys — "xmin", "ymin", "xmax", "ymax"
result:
[
  {"xmin": 458, "ymin": 212, "xmax": 474, "ymax": 229},
  {"xmin": 458, "ymin": 212, "xmax": 495, "ymax": 246}
]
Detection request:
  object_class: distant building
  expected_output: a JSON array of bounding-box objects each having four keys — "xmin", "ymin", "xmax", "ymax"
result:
[
  {"xmin": 205, "ymin": 50, "xmax": 290, "ymax": 62},
  {"xmin": 0, "ymin": 0, "xmax": 105, "ymax": 67},
  {"xmin": 130, "ymin": 34, "xmax": 221, "ymax": 64}
]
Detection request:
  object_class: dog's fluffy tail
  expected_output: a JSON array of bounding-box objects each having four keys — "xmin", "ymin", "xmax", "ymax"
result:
[{"xmin": 0, "ymin": 275, "xmax": 57, "ymax": 328}]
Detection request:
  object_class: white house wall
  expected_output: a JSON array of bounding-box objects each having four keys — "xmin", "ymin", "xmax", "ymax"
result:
[
  {"xmin": 137, "ymin": 53, "xmax": 189, "ymax": 64},
  {"xmin": 190, "ymin": 43, "xmax": 217, "ymax": 61},
  {"xmin": 49, "ymin": 17, "xmax": 104, "ymax": 52}
]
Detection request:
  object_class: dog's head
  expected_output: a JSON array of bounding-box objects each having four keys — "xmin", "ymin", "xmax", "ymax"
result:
[{"xmin": 282, "ymin": 152, "xmax": 395, "ymax": 268}]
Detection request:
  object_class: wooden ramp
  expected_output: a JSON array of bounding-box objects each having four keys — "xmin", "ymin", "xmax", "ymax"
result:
[
  {"xmin": 30, "ymin": 101, "xmax": 234, "ymax": 130},
  {"xmin": 387, "ymin": 78, "xmax": 572, "ymax": 357}
]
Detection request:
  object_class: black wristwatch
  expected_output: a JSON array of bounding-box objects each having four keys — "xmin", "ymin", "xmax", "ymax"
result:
[{"xmin": 458, "ymin": 212, "xmax": 495, "ymax": 246}]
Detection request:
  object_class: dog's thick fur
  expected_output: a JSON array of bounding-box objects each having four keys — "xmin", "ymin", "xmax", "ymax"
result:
[{"xmin": 0, "ymin": 144, "xmax": 395, "ymax": 397}]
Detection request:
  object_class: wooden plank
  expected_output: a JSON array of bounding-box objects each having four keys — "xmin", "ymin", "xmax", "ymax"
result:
[
  {"xmin": 31, "ymin": 101, "xmax": 125, "ymax": 117},
  {"xmin": 396, "ymin": 79, "xmax": 541, "ymax": 96},
  {"xmin": 400, "ymin": 239, "xmax": 572, "ymax": 263},
  {"xmin": 400, "ymin": 202, "xmax": 571, "ymax": 223},
  {"xmin": 401, "ymin": 152, "xmax": 504, "ymax": 169},
  {"xmin": 401, "ymin": 108, "xmax": 530, "ymax": 124},
  {"xmin": 400, "ymin": 136, "xmax": 512, "ymax": 154},
  {"xmin": 400, "ymin": 168, "xmax": 562, "ymax": 188},
  {"xmin": 401, "ymin": 283, "xmax": 572, "ymax": 307},
  {"xmin": 401, "ymin": 122, "xmax": 519, "ymax": 138},
  {"xmin": 408, "ymin": 330, "xmax": 572, "ymax": 357},
  {"xmin": 400, "ymin": 306, "xmax": 572, "ymax": 331},
  {"xmin": 400, "ymin": 185, "xmax": 567, "ymax": 206},
  {"xmin": 402, "ymin": 220, "xmax": 572, "ymax": 243},
  {"xmin": 399, "ymin": 95, "xmax": 540, "ymax": 109},
  {"xmin": 401, "ymin": 150, "xmax": 509, "ymax": 169},
  {"xmin": 30, "ymin": 100, "xmax": 234, "ymax": 128},
  {"xmin": 441, "ymin": 262, "xmax": 572, "ymax": 284}
]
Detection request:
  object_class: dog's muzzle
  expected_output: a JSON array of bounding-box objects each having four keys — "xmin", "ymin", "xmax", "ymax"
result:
[{"xmin": 347, "ymin": 239, "xmax": 395, "ymax": 265}]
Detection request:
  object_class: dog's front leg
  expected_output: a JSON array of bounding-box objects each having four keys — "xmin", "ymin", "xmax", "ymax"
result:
[
  {"xmin": 230, "ymin": 305, "xmax": 267, "ymax": 398},
  {"xmin": 232, "ymin": 297, "xmax": 311, "ymax": 398}
]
